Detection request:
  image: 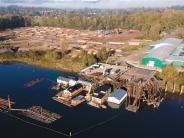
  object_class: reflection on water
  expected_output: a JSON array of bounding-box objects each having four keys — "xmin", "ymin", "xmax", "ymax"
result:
[
  {"xmin": 108, "ymin": 102, "xmax": 124, "ymax": 109},
  {"xmin": 0, "ymin": 63, "xmax": 184, "ymax": 138}
]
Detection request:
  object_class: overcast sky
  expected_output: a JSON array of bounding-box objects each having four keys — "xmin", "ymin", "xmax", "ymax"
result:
[{"xmin": 1, "ymin": 0, "xmax": 184, "ymax": 8}]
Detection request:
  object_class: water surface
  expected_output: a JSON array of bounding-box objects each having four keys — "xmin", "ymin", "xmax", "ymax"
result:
[{"xmin": 0, "ymin": 63, "xmax": 184, "ymax": 138}]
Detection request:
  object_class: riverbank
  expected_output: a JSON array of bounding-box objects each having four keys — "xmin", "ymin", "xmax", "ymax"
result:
[
  {"xmin": 0, "ymin": 48, "xmax": 106, "ymax": 73},
  {"xmin": 1, "ymin": 58, "xmax": 182, "ymax": 94},
  {"xmin": 0, "ymin": 58, "xmax": 83, "ymax": 74}
]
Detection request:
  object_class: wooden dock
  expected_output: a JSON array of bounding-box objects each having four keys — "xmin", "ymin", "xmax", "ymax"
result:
[
  {"xmin": 52, "ymin": 96, "xmax": 72, "ymax": 107},
  {"xmin": 71, "ymin": 95, "xmax": 86, "ymax": 106},
  {"xmin": 51, "ymin": 83, "xmax": 61, "ymax": 91},
  {"xmin": 87, "ymin": 101, "xmax": 107, "ymax": 109}
]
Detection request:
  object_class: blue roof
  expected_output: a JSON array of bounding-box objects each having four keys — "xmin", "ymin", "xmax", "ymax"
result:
[{"xmin": 109, "ymin": 89, "xmax": 127, "ymax": 101}]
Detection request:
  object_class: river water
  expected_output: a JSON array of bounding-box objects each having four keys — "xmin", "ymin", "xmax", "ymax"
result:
[{"xmin": 0, "ymin": 63, "xmax": 184, "ymax": 138}]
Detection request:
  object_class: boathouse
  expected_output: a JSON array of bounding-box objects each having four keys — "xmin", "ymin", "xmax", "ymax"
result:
[
  {"xmin": 57, "ymin": 76, "xmax": 77, "ymax": 87},
  {"xmin": 94, "ymin": 84, "xmax": 112, "ymax": 96},
  {"xmin": 77, "ymin": 80, "xmax": 92, "ymax": 91},
  {"xmin": 57, "ymin": 76, "xmax": 70, "ymax": 86},
  {"xmin": 108, "ymin": 89, "xmax": 127, "ymax": 105},
  {"xmin": 91, "ymin": 84, "xmax": 112, "ymax": 105},
  {"xmin": 63, "ymin": 83, "xmax": 83, "ymax": 97}
]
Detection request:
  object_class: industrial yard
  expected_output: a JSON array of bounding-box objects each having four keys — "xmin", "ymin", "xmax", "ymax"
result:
[
  {"xmin": 0, "ymin": 27, "xmax": 143, "ymax": 51},
  {"xmin": 0, "ymin": 21, "xmax": 184, "ymax": 138},
  {"xmin": 1, "ymin": 1, "xmax": 184, "ymax": 137},
  {"xmin": 0, "ymin": 27, "xmax": 184, "ymax": 114},
  {"xmin": 0, "ymin": 27, "xmax": 149, "ymax": 62}
]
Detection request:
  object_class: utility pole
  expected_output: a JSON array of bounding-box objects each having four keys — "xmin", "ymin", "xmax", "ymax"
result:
[
  {"xmin": 103, "ymin": 42, "xmax": 110, "ymax": 76},
  {"xmin": 69, "ymin": 131, "xmax": 72, "ymax": 138},
  {"xmin": 8, "ymin": 95, "xmax": 11, "ymax": 110}
]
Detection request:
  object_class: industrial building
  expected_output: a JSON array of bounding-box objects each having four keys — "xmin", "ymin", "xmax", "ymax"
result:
[
  {"xmin": 93, "ymin": 84, "xmax": 112, "ymax": 96},
  {"xmin": 57, "ymin": 76, "xmax": 70, "ymax": 86},
  {"xmin": 63, "ymin": 83, "xmax": 83, "ymax": 98},
  {"xmin": 57, "ymin": 76, "xmax": 77, "ymax": 87},
  {"xmin": 142, "ymin": 38, "xmax": 184, "ymax": 67},
  {"xmin": 91, "ymin": 84, "xmax": 112, "ymax": 105},
  {"xmin": 108, "ymin": 89, "xmax": 127, "ymax": 105}
]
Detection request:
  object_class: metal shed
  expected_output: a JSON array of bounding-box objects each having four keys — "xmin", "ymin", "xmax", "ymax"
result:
[
  {"xmin": 142, "ymin": 38, "xmax": 183, "ymax": 67},
  {"xmin": 108, "ymin": 89, "xmax": 127, "ymax": 105}
]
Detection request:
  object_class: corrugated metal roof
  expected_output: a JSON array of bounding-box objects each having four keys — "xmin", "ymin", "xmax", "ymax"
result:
[
  {"xmin": 77, "ymin": 80, "xmax": 92, "ymax": 86},
  {"xmin": 166, "ymin": 56, "xmax": 184, "ymax": 63},
  {"xmin": 109, "ymin": 89, "xmax": 127, "ymax": 101},
  {"xmin": 57, "ymin": 76, "xmax": 70, "ymax": 82},
  {"xmin": 151, "ymin": 38, "xmax": 183, "ymax": 46},
  {"xmin": 166, "ymin": 44, "xmax": 184, "ymax": 63},
  {"xmin": 171, "ymin": 44, "xmax": 184, "ymax": 56},
  {"xmin": 145, "ymin": 44, "xmax": 177, "ymax": 61},
  {"xmin": 144, "ymin": 38, "xmax": 183, "ymax": 61}
]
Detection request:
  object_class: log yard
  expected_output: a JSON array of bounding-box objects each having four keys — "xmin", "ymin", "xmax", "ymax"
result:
[{"xmin": 0, "ymin": 27, "xmax": 183, "ymax": 117}]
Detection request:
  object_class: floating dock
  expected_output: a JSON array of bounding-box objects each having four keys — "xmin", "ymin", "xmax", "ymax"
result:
[
  {"xmin": 20, "ymin": 106, "xmax": 61, "ymax": 124},
  {"xmin": 51, "ymin": 83, "xmax": 68, "ymax": 91},
  {"xmin": 51, "ymin": 83, "xmax": 61, "ymax": 91},
  {"xmin": 25, "ymin": 77, "xmax": 44, "ymax": 87},
  {"xmin": 53, "ymin": 92, "xmax": 86, "ymax": 107},
  {"xmin": 126, "ymin": 105, "xmax": 139, "ymax": 113},
  {"xmin": 52, "ymin": 96, "xmax": 72, "ymax": 107},
  {"xmin": 87, "ymin": 101, "xmax": 107, "ymax": 109},
  {"xmin": 71, "ymin": 95, "xmax": 86, "ymax": 106}
]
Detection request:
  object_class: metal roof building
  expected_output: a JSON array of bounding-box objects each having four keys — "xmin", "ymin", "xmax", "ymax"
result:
[
  {"xmin": 148, "ymin": 38, "xmax": 183, "ymax": 50},
  {"xmin": 166, "ymin": 44, "xmax": 184, "ymax": 66},
  {"xmin": 108, "ymin": 89, "xmax": 127, "ymax": 105},
  {"xmin": 142, "ymin": 38, "xmax": 184, "ymax": 67}
]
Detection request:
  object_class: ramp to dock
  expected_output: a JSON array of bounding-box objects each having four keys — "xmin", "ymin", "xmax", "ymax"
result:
[{"xmin": 126, "ymin": 105, "xmax": 139, "ymax": 113}]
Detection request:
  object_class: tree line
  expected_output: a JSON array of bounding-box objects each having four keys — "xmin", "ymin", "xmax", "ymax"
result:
[
  {"xmin": 159, "ymin": 65, "xmax": 184, "ymax": 94},
  {"xmin": 1, "ymin": 10, "xmax": 184, "ymax": 39},
  {"xmin": 0, "ymin": 47, "xmax": 108, "ymax": 69},
  {"xmin": 0, "ymin": 15, "xmax": 31, "ymax": 30}
]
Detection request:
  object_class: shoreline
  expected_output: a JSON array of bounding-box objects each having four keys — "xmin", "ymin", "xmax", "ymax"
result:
[
  {"xmin": 0, "ymin": 59, "xmax": 183, "ymax": 94},
  {"xmin": 0, "ymin": 59, "xmax": 79, "ymax": 75}
]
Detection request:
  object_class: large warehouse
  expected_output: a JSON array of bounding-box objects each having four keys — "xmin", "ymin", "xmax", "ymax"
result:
[{"xmin": 142, "ymin": 38, "xmax": 184, "ymax": 67}]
